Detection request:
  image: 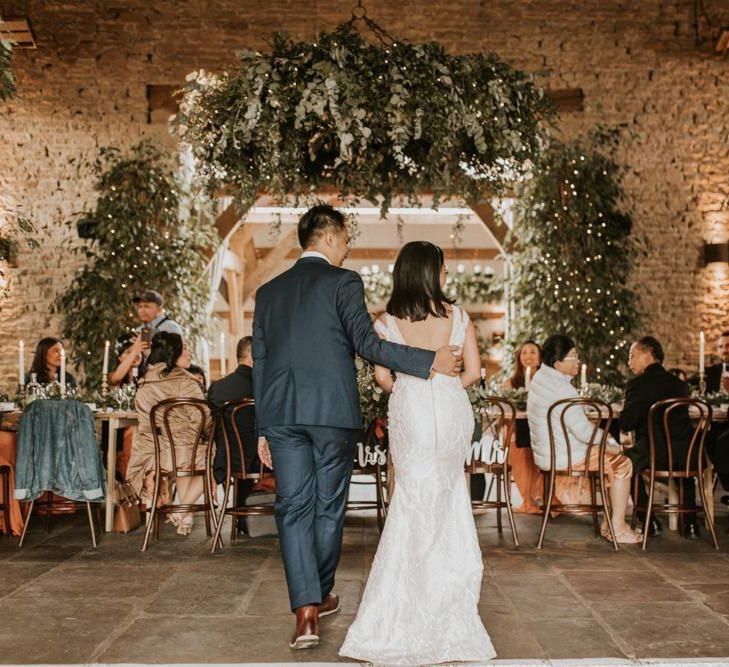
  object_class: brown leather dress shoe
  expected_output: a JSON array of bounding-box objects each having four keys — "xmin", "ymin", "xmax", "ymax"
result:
[
  {"xmin": 318, "ymin": 592, "xmax": 340, "ymax": 617},
  {"xmin": 289, "ymin": 605, "xmax": 319, "ymax": 650}
]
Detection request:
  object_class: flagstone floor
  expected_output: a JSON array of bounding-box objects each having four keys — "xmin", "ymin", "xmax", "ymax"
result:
[{"xmin": 2, "ymin": 499, "xmax": 729, "ymax": 665}]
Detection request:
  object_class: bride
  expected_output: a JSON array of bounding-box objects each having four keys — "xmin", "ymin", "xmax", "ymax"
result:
[{"xmin": 340, "ymin": 241, "xmax": 496, "ymax": 665}]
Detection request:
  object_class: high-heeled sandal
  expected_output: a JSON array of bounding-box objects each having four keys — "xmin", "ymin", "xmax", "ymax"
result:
[
  {"xmin": 601, "ymin": 524, "xmax": 641, "ymax": 544},
  {"xmin": 176, "ymin": 515, "xmax": 193, "ymax": 536}
]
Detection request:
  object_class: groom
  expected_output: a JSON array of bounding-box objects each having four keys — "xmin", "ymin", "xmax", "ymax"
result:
[{"xmin": 253, "ymin": 204, "xmax": 462, "ymax": 649}]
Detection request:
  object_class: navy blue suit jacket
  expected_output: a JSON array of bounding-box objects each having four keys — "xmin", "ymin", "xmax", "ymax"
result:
[{"xmin": 252, "ymin": 257, "xmax": 436, "ymax": 430}]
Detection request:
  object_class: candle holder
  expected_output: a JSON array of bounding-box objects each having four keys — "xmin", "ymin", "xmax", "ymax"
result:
[
  {"xmin": 699, "ymin": 372, "xmax": 707, "ymax": 396},
  {"xmin": 101, "ymin": 373, "xmax": 109, "ymax": 399}
]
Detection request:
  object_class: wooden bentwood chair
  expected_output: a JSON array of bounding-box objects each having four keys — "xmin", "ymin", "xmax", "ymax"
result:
[
  {"xmin": 347, "ymin": 420, "xmax": 390, "ymax": 533},
  {"xmin": 0, "ymin": 465, "xmax": 12, "ymax": 537},
  {"xmin": 141, "ymin": 398, "xmax": 217, "ymax": 552},
  {"xmin": 537, "ymin": 397, "xmax": 619, "ymax": 550},
  {"xmin": 466, "ymin": 396, "xmax": 519, "ymax": 546},
  {"xmin": 631, "ymin": 397, "xmax": 718, "ymax": 551},
  {"xmin": 210, "ymin": 399, "xmax": 275, "ymax": 553}
]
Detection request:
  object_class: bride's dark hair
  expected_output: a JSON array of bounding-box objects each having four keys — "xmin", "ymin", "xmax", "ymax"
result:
[{"xmin": 386, "ymin": 241, "xmax": 454, "ymax": 322}]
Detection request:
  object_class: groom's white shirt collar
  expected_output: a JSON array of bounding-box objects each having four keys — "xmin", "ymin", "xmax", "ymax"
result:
[{"xmin": 301, "ymin": 251, "xmax": 331, "ymax": 264}]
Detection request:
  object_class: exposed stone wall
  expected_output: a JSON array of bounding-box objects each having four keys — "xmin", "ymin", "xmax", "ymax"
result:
[{"xmin": 1, "ymin": 0, "xmax": 728, "ymax": 385}]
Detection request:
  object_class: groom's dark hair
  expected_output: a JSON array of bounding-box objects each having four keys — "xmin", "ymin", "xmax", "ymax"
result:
[{"xmin": 298, "ymin": 204, "xmax": 347, "ymax": 248}]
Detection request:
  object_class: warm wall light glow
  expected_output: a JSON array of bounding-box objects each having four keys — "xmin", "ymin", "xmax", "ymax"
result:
[{"xmin": 704, "ymin": 263, "xmax": 729, "ymax": 281}]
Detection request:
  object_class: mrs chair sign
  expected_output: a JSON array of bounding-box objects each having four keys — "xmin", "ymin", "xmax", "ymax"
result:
[
  {"xmin": 466, "ymin": 396, "xmax": 519, "ymax": 546},
  {"xmin": 538, "ymin": 398, "xmax": 618, "ymax": 550},
  {"xmin": 347, "ymin": 421, "xmax": 390, "ymax": 533}
]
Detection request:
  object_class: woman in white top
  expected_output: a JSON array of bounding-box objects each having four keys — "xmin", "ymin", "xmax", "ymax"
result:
[{"xmin": 527, "ymin": 334, "xmax": 640, "ymax": 544}]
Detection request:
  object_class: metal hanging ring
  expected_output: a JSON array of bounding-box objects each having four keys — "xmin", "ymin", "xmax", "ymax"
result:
[{"xmin": 351, "ymin": 1, "xmax": 367, "ymax": 19}]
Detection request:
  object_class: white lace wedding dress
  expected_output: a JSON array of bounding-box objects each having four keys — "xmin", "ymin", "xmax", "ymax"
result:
[{"xmin": 340, "ymin": 306, "xmax": 496, "ymax": 666}]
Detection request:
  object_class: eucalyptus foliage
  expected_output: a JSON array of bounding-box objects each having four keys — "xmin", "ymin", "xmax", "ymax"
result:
[
  {"xmin": 176, "ymin": 23, "xmax": 553, "ymax": 213},
  {"xmin": 0, "ymin": 40, "xmax": 12, "ymax": 102},
  {"xmin": 506, "ymin": 127, "xmax": 639, "ymax": 385},
  {"xmin": 362, "ymin": 267, "xmax": 503, "ymax": 305},
  {"xmin": 0, "ymin": 216, "xmax": 37, "ymax": 304},
  {"xmin": 0, "ymin": 16, "xmax": 14, "ymax": 102},
  {"xmin": 55, "ymin": 141, "xmax": 217, "ymax": 390}
]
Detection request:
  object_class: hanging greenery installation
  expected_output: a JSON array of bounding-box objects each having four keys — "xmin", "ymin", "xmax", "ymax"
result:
[
  {"xmin": 176, "ymin": 21, "xmax": 553, "ymax": 214},
  {"xmin": 0, "ymin": 14, "xmax": 14, "ymax": 102},
  {"xmin": 506, "ymin": 126, "xmax": 640, "ymax": 385},
  {"xmin": 55, "ymin": 141, "xmax": 217, "ymax": 390}
]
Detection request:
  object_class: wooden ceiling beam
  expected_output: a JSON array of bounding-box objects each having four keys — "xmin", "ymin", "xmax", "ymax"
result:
[
  {"xmin": 243, "ymin": 238, "xmax": 258, "ymax": 273},
  {"xmin": 214, "ymin": 201, "xmax": 249, "ymax": 241},
  {"xmin": 241, "ymin": 229, "xmax": 299, "ymax": 302},
  {"xmin": 466, "ymin": 199, "xmax": 508, "ymax": 253}
]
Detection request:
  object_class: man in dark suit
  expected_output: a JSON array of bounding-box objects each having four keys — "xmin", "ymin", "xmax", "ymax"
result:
[
  {"xmin": 208, "ymin": 336, "xmax": 258, "ymax": 535},
  {"xmin": 702, "ymin": 332, "xmax": 729, "ymax": 394},
  {"xmin": 253, "ymin": 205, "xmax": 461, "ymax": 649},
  {"xmin": 620, "ymin": 336, "xmax": 699, "ymax": 538},
  {"xmin": 701, "ymin": 332, "xmax": 729, "ymax": 505}
]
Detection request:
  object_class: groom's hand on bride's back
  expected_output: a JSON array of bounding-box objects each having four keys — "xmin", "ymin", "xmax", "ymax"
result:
[{"xmin": 432, "ymin": 345, "xmax": 463, "ymax": 377}]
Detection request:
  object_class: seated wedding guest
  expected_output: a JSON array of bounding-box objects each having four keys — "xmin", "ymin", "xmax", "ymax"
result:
[
  {"xmin": 109, "ymin": 333, "xmax": 145, "ymax": 387},
  {"xmin": 133, "ymin": 289, "xmax": 183, "ymax": 349},
  {"xmin": 667, "ymin": 368, "xmax": 688, "ymax": 383},
  {"xmin": 528, "ymin": 334, "xmax": 639, "ymax": 543},
  {"xmin": 702, "ymin": 331, "xmax": 729, "ymax": 393},
  {"xmin": 26, "ymin": 337, "xmax": 78, "ymax": 389},
  {"xmin": 107, "ymin": 334, "xmax": 146, "ymax": 480},
  {"xmin": 699, "ymin": 331, "xmax": 729, "ymax": 506},
  {"xmin": 209, "ymin": 336, "xmax": 260, "ymax": 536},
  {"xmin": 502, "ymin": 340, "xmax": 541, "ymax": 390},
  {"xmin": 127, "ymin": 332, "xmax": 210, "ymax": 536},
  {"xmin": 501, "ymin": 340, "xmax": 542, "ymax": 514},
  {"xmin": 188, "ymin": 364, "xmax": 207, "ymax": 388},
  {"xmin": 620, "ymin": 336, "xmax": 699, "ymax": 538}
]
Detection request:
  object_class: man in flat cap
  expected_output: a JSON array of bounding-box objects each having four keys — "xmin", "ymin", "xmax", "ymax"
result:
[{"xmin": 133, "ymin": 290, "xmax": 183, "ymax": 342}]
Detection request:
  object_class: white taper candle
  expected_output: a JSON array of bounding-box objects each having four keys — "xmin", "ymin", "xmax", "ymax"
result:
[
  {"xmin": 60, "ymin": 347, "xmax": 66, "ymax": 396},
  {"xmin": 19, "ymin": 340, "xmax": 25, "ymax": 386},
  {"xmin": 102, "ymin": 340, "xmax": 110, "ymax": 377},
  {"xmin": 700, "ymin": 331, "xmax": 705, "ymax": 376}
]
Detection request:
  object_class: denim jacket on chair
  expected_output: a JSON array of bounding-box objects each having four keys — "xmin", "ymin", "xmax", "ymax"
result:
[{"xmin": 14, "ymin": 400, "xmax": 106, "ymax": 502}]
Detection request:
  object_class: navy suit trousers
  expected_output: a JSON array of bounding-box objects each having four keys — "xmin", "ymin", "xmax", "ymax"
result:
[{"xmin": 262, "ymin": 424, "xmax": 361, "ymax": 611}]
